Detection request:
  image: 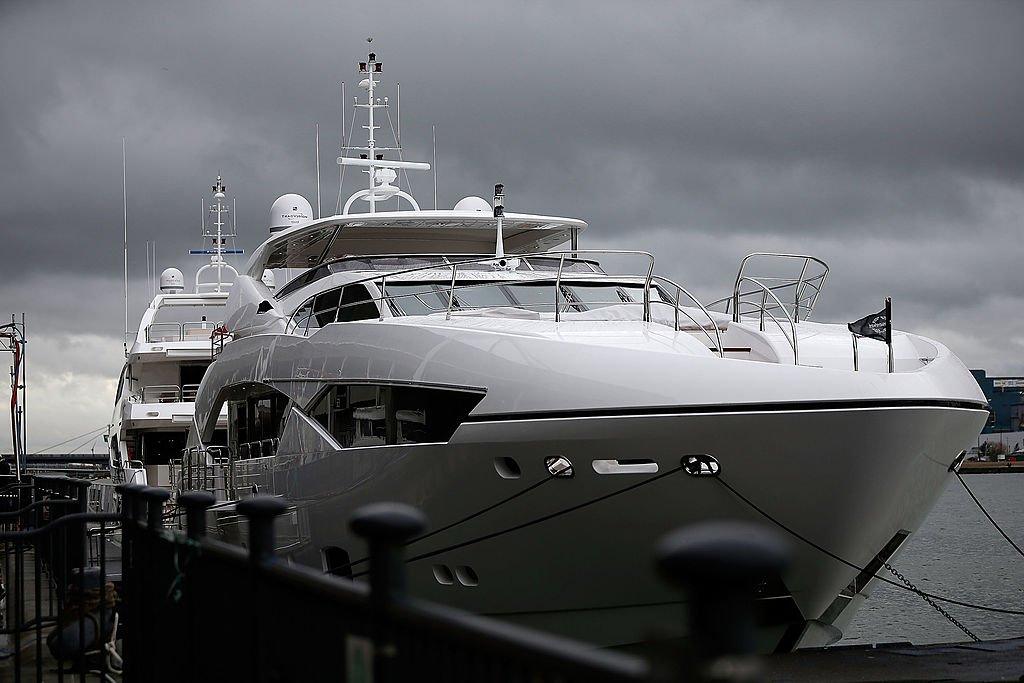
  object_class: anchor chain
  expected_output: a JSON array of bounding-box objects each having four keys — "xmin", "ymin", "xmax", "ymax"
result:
[{"xmin": 883, "ymin": 561, "xmax": 979, "ymax": 642}]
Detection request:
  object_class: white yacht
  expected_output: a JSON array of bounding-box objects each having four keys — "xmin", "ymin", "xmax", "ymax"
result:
[
  {"xmin": 107, "ymin": 177, "xmax": 259, "ymax": 487},
  {"xmin": 176, "ymin": 47, "xmax": 987, "ymax": 652}
]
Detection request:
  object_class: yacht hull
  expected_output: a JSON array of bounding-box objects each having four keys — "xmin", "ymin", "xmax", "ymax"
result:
[{"xmin": 209, "ymin": 401, "xmax": 985, "ymax": 651}]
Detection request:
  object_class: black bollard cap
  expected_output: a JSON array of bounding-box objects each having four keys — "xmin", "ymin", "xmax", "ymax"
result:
[
  {"xmin": 139, "ymin": 486, "xmax": 171, "ymax": 502},
  {"xmin": 656, "ymin": 521, "xmax": 789, "ymax": 587},
  {"xmin": 350, "ymin": 502, "xmax": 427, "ymax": 543},
  {"xmin": 116, "ymin": 483, "xmax": 147, "ymax": 497},
  {"xmin": 178, "ymin": 490, "xmax": 216, "ymax": 509},
  {"xmin": 237, "ymin": 495, "xmax": 288, "ymax": 520}
]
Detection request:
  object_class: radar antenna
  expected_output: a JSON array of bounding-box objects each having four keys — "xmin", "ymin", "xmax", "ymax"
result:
[
  {"xmin": 337, "ymin": 39, "xmax": 430, "ymax": 215},
  {"xmin": 190, "ymin": 175, "xmax": 243, "ymax": 293}
]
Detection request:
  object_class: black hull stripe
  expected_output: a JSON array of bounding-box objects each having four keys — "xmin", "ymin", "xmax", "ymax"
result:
[{"xmin": 465, "ymin": 398, "xmax": 989, "ymax": 423}]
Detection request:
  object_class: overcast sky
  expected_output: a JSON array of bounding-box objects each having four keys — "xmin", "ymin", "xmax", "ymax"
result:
[{"xmin": 1, "ymin": 0, "xmax": 1022, "ymax": 452}]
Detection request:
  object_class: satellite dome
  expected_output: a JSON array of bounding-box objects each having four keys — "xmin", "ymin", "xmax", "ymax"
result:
[
  {"xmin": 160, "ymin": 268, "xmax": 184, "ymax": 293},
  {"xmin": 453, "ymin": 196, "xmax": 491, "ymax": 213},
  {"xmin": 261, "ymin": 269, "xmax": 276, "ymax": 291},
  {"xmin": 269, "ymin": 194, "xmax": 314, "ymax": 233}
]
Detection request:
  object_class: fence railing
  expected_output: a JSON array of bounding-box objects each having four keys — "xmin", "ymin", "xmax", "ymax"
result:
[
  {"xmin": 124, "ymin": 488, "xmax": 786, "ymax": 682},
  {"xmin": 1, "ymin": 475, "xmax": 790, "ymax": 682},
  {"xmin": 0, "ymin": 475, "xmax": 120, "ymax": 682}
]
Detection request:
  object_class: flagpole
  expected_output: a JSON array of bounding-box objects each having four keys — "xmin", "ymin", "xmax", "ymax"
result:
[
  {"xmin": 851, "ymin": 333, "xmax": 859, "ymax": 371},
  {"xmin": 886, "ymin": 296, "xmax": 893, "ymax": 373}
]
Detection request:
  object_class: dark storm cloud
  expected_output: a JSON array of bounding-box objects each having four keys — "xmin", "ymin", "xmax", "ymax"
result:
[{"xmin": 1, "ymin": 0, "xmax": 1023, "ymax": 447}]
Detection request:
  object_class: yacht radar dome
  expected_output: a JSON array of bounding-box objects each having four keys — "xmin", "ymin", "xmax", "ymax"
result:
[
  {"xmin": 269, "ymin": 194, "xmax": 313, "ymax": 233},
  {"xmin": 454, "ymin": 196, "xmax": 491, "ymax": 212},
  {"xmin": 261, "ymin": 269, "xmax": 276, "ymax": 291},
  {"xmin": 160, "ymin": 267, "xmax": 184, "ymax": 293}
]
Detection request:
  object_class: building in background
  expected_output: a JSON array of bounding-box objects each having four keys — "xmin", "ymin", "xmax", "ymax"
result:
[{"xmin": 970, "ymin": 370, "xmax": 1024, "ymax": 456}]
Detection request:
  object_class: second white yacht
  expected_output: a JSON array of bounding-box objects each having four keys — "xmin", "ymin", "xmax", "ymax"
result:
[{"xmin": 106, "ymin": 176, "xmax": 270, "ymax": 487}]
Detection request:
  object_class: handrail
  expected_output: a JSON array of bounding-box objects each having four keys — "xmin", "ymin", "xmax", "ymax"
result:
[
  {"xmin": 284, "ymin": 249, "xmax": 727, "ymax": 356},
  {"xmin": 0, "ymin": 497, "xmax": 79, "ymax": 521},
  {"xmin": 146, "ymin": 322, "xmax": 181, "ymax": 342},
  {"xmin": 140, "ymin": 384, "xmax": 183, "ymax": 403},
  {"xmin": 0, "ymin": 511, "xmax": 120, "ymax": 542},
  {"xmin": 289, "ymin": 249, "xmax": 677, "ymax": 329},
  {"xmin": 735, "ymin": 276, "xmax": 799, "ymax": 365},
  {"xmin": 146, "ymin": 320, "xmax": 225, "ymax": 343},
  {"xmin": 650, "ymin": 275, "xmax": 724, "ymax": 357},
  {"xmin": 713, "ymin": 253, "xmax": 829, "ymax": 323},
  {"xmin": 554, "ymin": 254, "xmax": 566, "ymax": 322}
]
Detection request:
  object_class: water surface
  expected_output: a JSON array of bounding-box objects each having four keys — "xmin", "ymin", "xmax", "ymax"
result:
[{"xmin": 842, "ymin": 473, "xmax": 1024, "ymax": 645}]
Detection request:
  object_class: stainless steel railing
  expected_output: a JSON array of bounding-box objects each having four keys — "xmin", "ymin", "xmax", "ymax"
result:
[
  {"xmin": 707, "ymin": 253, "xmax": 829, "ymax": 325},
  {"xmin": 135, "ymin": 383, "xmax": 203, "ymax": 403},
  {"xmin": 733, "ymin": 276, "xmax": 799, "ymax": 365},
  {"xmin": 145, "ymin": 320, "xmax": 225, "ymax": 343},
  {"xmin": 173, "ymin": 439, "xmax": 279, "ymax": 502},
  {"xmin": 287, "ymin": 250, "xmax": 725, "ymax": 356}
]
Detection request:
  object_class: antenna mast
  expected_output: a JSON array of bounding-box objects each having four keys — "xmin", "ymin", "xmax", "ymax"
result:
[
  {"xmin": 315, "ymin": 122, "xmax": 322, "ymax": 218},
  {"xmin": 190, "ymin": 175, "xmax": 242, "ymax": 293},
  {"xmin": 121, "ymin": 138, "xmax": 129, "ymax": 357},
  {"xmin": 337, "ymin": 39, "xmax": 429, "ymax": 215}
]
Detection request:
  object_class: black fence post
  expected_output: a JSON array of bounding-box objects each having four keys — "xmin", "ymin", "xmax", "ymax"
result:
[
  {"xmin": 179, "ymin": 490, "xmax": 215, "ymax": 541},
  {"xmin": 237, "ymin": 496, "xmax": 287, "ymax": 563},
  {"xmin": 350, "ymin": 502, "xmax": 427, "ymax": 682},
  {"xmin": 237, "ymin": 496, "xmax": 288, "ymax": 683},
  {"xmin": 179, "ymin": 491, "xmax": 215, "ymax": 678},
  {"xmin": 67, "ymin": 478, "xmax": 91, "ymax": 573},
  {"xmin": 141, "ymin": 486, "xmax": 170, "ymax": 531},
  {"xmin": 136, "ymin": 487, "xmax": 170, "ymax": 681},
  {"xmin": 656, "ymin": 521, "xmax": 790, "ymax": 682},
  {"xmin": 116, "ymin": 483, "xmax": 145, "ymax": 683}
]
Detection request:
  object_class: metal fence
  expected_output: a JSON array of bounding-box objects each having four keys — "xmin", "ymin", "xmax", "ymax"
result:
[
  {"xmin": 2, "ymin": 476, "xmax": 787, "ymax": 682},
  {"xmin": 0, "ymin": 475, "xmax": 120, "ymax": 681}
]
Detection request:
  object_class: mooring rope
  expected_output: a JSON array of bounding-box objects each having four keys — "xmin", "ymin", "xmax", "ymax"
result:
[
  {"xmin": 348, "ymin": 466, "xmax": 685, "ymax": 578},
  {"xmin": 343, "ymin": 475, "xmax": 555, "ymax": 571},
  {"xmin": 405, "ymin": 465, "xmax": 684, "ymax": 564},
  {"xmin": 715, "ymin": 475, "xmax": 1024, "ymax": 618},
  {"xmin": 954, "ymin": 471, "xmax": 1024, "ymax": 559}
]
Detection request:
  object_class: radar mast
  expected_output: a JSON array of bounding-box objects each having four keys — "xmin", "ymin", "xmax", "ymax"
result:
[
  {"xmin": 191, "ymin": 175, "xmax": 242, "ymax": 293},
  {"xmin": 337, "ymin": 39, "xmax": 431, "ymax": 214}
]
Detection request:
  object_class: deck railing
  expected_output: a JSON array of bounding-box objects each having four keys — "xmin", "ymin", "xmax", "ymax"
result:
[
  {"xmin": 133, "ymin": 383, "xmax": 203, "ymax": 404},
  {"xmin": 287, "ymin": 250, "xmax": 725, "ymax": 357},
  {"xmin": 144, "ymin": 321, "xmax": 224, "ymax": 344}
]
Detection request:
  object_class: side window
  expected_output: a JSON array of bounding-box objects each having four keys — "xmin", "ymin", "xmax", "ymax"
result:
[
  {"xmin": 312, "ymin": 288, "xmax": 342, "ymax": 327},
  {"xmin": 338, "ymin": 285, "xmax": 379, "ymax": 322},
  {"xmin": 228, "ymin": 386, "xmax": 291, "ymax": 459},
  {"xmin": 309, "ymin": 384, "xmax": 484, "ymax": 448},
  {"xmin": 115, "ymin": 364, "xmax": 128, "ymax": 404},
  {"xmin": 292, "ymin": 298, "xmax": 315, "ymax": 335},
  {"xmin": 291, "ymin": 285, "xmax": 379, "ymax": 333}
]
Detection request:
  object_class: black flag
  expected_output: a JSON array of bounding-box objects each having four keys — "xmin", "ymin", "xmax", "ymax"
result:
[{"xmin": 848, "ymin": 298, "xmax": 891, "ymax": 343}]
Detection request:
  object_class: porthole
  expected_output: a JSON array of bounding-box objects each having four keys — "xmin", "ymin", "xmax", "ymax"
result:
[
  {"xmin": 493, "ymin": 457, "xmax": 522, "ymax": 479},
  {"xmin": 454, "ymin": 565, "xmax": 479, "ymax": 587},
  {"xmin": 432, "ymin": 564, "xmax": 455, "ymax": 585}
]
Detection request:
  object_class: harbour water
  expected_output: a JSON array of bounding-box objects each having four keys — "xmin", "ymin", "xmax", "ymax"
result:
[{"xmin": 842, "ymin": 473, "xmax": 1024, "ymax": 645}]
